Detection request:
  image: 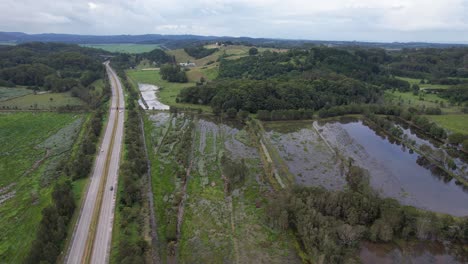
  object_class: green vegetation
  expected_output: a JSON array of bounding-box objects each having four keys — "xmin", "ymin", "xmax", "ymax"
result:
[
  {"xmin": 0, "ymin": 43, "xmax": 104, "ymax": 91},
  {"xmin": 160, "ymin": 64, "xmax": 188, "ymax": 83},
  {"xmin": 426, "ymin": 114, "xmax": 468, "ymax": 135},
  {"xmin": 126, "ymin": 69, "xmax": 211, "ymax": 112},
  {"xmin": 111, "ymin": 75, "xmax": 150, "ymax": 263},
  {"xmin": 0, "ymin": 91, "xmax": 84, "ymax": 110},
  {"xmin": 0, "ymin": 86, "xmax": 32, "ymax": 101},
  {"xmin": 0, "ymin": 112, "xmax": 84, "ymax": 263},
  {"xmin": 80, "ymin": 43, "xmax": 161, "ymax": 53},
  {"xmin": 184, "ymin": 45, "xmax": 219, "ymax": 59}
]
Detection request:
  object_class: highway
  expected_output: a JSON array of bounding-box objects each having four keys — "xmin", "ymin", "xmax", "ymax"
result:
[{"xmin": 65, "ymin": 62, "xmax": 124, "ymax": 264}]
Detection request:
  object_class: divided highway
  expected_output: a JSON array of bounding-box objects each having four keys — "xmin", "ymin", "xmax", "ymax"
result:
[{"xmin": 65, "ymin": 62, "xmax": 125, "ymax": 264}]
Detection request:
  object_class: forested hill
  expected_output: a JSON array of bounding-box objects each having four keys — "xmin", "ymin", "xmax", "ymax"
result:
[
  {"xmin": 179, "ymin": 46, "xmax": 468, "ymax": 114},
  {"xmin": 0, "ymin": 42, "xmax": 106, "ymax": 91}
]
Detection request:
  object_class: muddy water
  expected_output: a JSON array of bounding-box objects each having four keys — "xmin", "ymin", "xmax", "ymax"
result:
[
  {"xmin": 360, "ymin": 241, "xmax": 467, "ymax": 264},
  {"xmin": 264, "ymin": 122, "xmax": 346, "ymax": 190},
  {"xmin": 319, "ymin": 119, "xmax": 468, "ymax": 216}
]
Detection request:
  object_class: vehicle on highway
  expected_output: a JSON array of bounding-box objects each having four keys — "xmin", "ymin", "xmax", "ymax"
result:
[{"xmin": 110, "ymin": 186, "xmax": 113, "ymax": 191}]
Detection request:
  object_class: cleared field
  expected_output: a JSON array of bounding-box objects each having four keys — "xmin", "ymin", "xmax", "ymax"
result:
[
  {"xmin": 425, "ymin": 114, "xmax": 468, "ymax": 135},
  {"xmin": 395, "ymin": 76, "xmax": 452, "ymax": 89},
  {"xmin": 80, "ymin": 43, "xmax": 160, "ymax": 53},
  {"xmin": 0, "ymin": 86, "xmax": 33, "ymax": 101},
  {"xmin": 384, "ymin": 90, "xmax": 461, "ymax": 114},
  {"xmin": 0, "ymin": 112, "xmax": 84, "ymax": 263},
  {"xmin": 126, "ymin": 69, "xmax": 211, "ymax": 112},
  {"xmin": 145, "ymin": 114, "xmax": 300, "ymax": 263},
  {"xmin": 0, "ymin": 92, "xmax": 84, "ymax": 110}
]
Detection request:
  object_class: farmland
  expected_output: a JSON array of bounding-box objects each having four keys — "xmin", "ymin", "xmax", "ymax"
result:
[
  {"xmin": 426, "ymin": 114, "xmax": 468, "ymax": 135},
  {"xmin": 0, "ymin": 112, "xmax": 85, "ymax": 263},
  {"xmin": 126, "ymin": 69, "xmax": 211, "ymax": 112},
  {"xmin": 145, "ymin": 113, "xmax": 300, "ymax": 263},
  {"xmin": 80, "ymin": 43, "xmax": 161, "ymax": 53},
  {"xmin": 0, "ymin": 86, "xmax": 33, "ymax": 101},
  {"xmin": 0, "ymin": 91, "xmax": 84, "ymax": 110}
]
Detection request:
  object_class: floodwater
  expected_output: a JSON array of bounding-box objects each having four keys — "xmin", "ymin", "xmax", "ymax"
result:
[
  {"xmin": 264, "ymin": 122, "xmax": 346, "ymax": 190},
  {"xmin": 318, "ymin": 119, "xmax": 468, "ymax": 216},
  {"xmin": 138, "ymin": 83, "xmax": 169, "ymax": 110},
  {"xmin": 360, "ymin": 241, "xmax": 467, "ymax": 264}
]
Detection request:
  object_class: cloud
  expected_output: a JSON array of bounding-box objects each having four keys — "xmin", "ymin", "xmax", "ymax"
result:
[{"xmin": 0, "ymin": 0, "xmax": 467, "ymax": 42}]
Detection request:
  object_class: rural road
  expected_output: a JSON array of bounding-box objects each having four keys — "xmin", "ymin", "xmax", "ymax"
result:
[{"xmin": 65, "ymin": 62, "xmax": 124, "ymax": 264}]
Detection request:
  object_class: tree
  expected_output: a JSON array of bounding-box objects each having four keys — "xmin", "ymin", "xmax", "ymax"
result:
[
  {"xmin": 226, "ymin": 107, "xmax": 237, "ymax": 119},
  {"xmin": 412, "ymin": 84, "xmax": 420, "ymax": 95},
  {"xmin": 462, "ymin": 139, "xmax": 468, "ymax": 151},
  {"xmin": 448, "ymin": 133, "xmax": 466, "ymax": 145},
  {"xmin": 249, "ymin": 47, "xmax": 258, "ymax": 56}
]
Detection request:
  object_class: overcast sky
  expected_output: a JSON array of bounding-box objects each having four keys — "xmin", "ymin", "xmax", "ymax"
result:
[{"xmin": 1, "ymin": 0, "xmax": 468, "ymax": 43}]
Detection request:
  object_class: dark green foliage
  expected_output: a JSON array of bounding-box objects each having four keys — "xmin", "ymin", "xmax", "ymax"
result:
[
  {"xmin": 248, "ymin": 47, "xmax": 258, "ymax": 55},
  {"xmin": 115, "ymin": 73, "xmax": 150, "ymax": 262},
  {"xmin": 266, "ymin": 171, "xmax": 468, "ymax": 263},
  {"xmin": 184, "ymin": 46, "xmax": 218, "ymax": 59},
  {"xmin": 388, "ymin": 48, "xmax": 468, "ymax": 79},
  {"xmin": 137, "ymin": 48, "xmax": 171, "ymax": 66},
  {"xmin": 25, "ymin": 181, "xmax": 76, "ymax": 264},
  {"xmin": 440, "ymin": 85, "xmax": 468, "ymax": 104},
  {"xmin": 160, "ymin": 64, "xmax": 188, "ymax": 83},
  {"xmin": 0, "ymin": 42, "xmax": 104, "ymax": 90},
  {"xmin": 179, "ymin": 77, "xmax": 381, "ymax": 113},
  {"xmin": 448, "ymin": 133, "xmax": 468, "ymax": 145}
]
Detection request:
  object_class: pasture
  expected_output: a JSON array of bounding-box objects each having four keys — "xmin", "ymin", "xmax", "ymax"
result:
[
  {"xmin": 80, "ymin": 43, "xmax": 161, "ymax": 53},
  {"xmin": 425, "ymin": 114, "xmax": 468, "ymax": 135},
  {"xmin": 0, "ymin": 86, "xmax": 33, "ymax": 101},
  {"xmin": 0, "ymin": 112, "xmax": 84, "ymax": 263},
  {"xmin": 0, "ymin": 92, "xmax": 84, "ymax": 110},
  {"xmin": 126, "ymin": 69, "xmax": 211, "ymax": 112}
]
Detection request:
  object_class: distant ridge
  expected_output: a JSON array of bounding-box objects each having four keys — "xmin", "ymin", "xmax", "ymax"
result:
[{"xmin": 1, "ymin": 31, "xmax": 467, "ymax": 49}]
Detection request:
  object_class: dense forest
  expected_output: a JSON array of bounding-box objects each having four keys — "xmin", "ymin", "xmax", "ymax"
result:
[
  {"xmin": 0, "ymin": 42, "xmax": 105, "ymax": 91},
  {"xmin": 179, "ymin": 46, "xmax": 468, "ymax": 115}
]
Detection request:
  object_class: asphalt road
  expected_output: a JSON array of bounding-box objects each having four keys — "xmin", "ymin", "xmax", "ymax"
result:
[{"xmin": 65, "ymin": 62, "xmax": 124, "ymax": 264}]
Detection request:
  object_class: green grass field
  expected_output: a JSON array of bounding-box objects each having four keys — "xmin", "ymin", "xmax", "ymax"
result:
[
  {"xmin": 126, "ymin": 69, "xmax": 211, "ymax": 112},
  {"xmin": 0, "ymin": 91, "xmax": 84, "ymax": 110},
  {"xmin": 384, "ymin": 90, "xmax": 462, "ymax": 114},
  {"xmin": 425, "ymin": 114, "xmax": 468, "ymax": 135},
  {"xmin": 80, "ymin": 43, "xmax": 161, "ymax": 53},
  {"xmin": 0, "ymin": 112, "xmax": 84, "ymax": 263},
  {"xmin": 395, "ymin": 76, "xmax": 452, "ymax": 90},
  {"xmin": 0, "ymin": 86, "xmax": 33, "ymax": 101}
]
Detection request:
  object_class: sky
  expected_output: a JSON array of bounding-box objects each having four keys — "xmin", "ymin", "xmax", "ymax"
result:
[{"xmin": 1, "ymin": 0, "xmax": 468, "ymax": 43}]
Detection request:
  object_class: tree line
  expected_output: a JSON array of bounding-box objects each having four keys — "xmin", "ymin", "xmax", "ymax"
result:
[
  {"xmin": 24, "ymin": 75, "xmax": 111, "ymax": 264},
  {"xmin": 266, "ymin": 165, "xmax": 468, "ymax": 263},
  {"xmin": 114, "ymin": 75, "xmax": 150, "ymax": 263},
  {"xmin": 0, "ymin": 42, "xmax": 104, "ymax": 92}
]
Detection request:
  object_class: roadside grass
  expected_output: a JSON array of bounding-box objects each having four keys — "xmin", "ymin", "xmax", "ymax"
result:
[
  {"xmin": 425, "ymin": 114, "xmax": 468, "ymax": 135},
  {"xmin": 395, "ymin": 76, "xmax": 452, "ymax": 89},
  {"xmin": 126, "ymin": 69, "xmax": 211, "ymax": 112},
  {"xmin": 0, "ymin": 86, "xmax": 33, "ymax": 101},
  {"xmin": 384, "ymin": 90, "xmax": 462, "ymax": 114},
  {"xmin": 0, "ymin": 112, "xmax": 83, "ymax": 263},
  {"xmin": 80, "ymin": 44, "xmax": 161, "ymax": 54},
  {"xmin": 0, "ymin": 92, "xmax": 84, "ymax": 110}
]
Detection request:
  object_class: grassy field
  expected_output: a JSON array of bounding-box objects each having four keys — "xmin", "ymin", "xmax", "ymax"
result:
[
  {"xmin": 384, "ymin": 90, "xmax": 462, "ymax": 114},
  {"xmin": 0, "ymin": 112, "xmax": 84, "ymax": 263},
  {"xmin": 80, "ymin": 43, "xmax": 161, "ymax": 53},
  {"xmin": 126, "ymin": 69, "xmax": 211, "ymax": 112},
  {"xmin": 0, "ymin": 91, "xmax": 84, "ymax": 110},
  {"xmin": 395, "ymin": 76, "xmax": 452, "ymax": 89},
  {"xmin": 0, "ymin": 86, "xmax": 33, "ymax": 101},
  {"xmin": 425, "ymin": 114, "xmax": 468, "ymax": 135}
]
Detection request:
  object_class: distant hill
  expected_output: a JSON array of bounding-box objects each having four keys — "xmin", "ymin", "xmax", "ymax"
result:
[{"xmin": 1, "ymin": 31, "xmax": 467, "ymax": 50}]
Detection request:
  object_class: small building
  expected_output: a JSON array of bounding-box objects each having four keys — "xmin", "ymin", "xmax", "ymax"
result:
[{"xmin": 179, "ymin": 62, "xmax": 196, "ymax": 68}]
